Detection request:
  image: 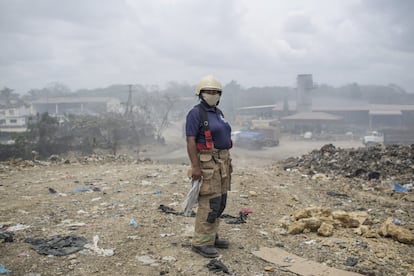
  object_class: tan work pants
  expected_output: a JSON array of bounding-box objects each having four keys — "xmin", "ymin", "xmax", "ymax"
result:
[{"xmin": 192, "ymin": 149, "xmax": 232, "ymax": 246}]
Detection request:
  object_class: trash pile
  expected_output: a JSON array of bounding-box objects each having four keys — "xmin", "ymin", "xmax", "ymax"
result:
[{"xmin": 282, "ymin": 144, "xmax": 414, "ymax": 183}]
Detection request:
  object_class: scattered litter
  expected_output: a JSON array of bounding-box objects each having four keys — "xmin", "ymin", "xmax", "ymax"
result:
[
  {"xmin": 303, "ymin": 240, "xmax": 316, "ymax": 245},
  {"xmin": 392, "ymin": 218, "xmax": 402, "ymax": 225},
  {"xmin": 240, "ymin": 207, "xmax": 253, "ymax": 215},
  {"xmin": 230, "ymin": 228, "xmax": 241, "ymax": 231},
  {"xmin": 72, "ymin": 187, "xmax": 101, "ymax": 193},
  {"xmin": 141, "ymin": 180, "xmax": 152, "ymax": 185},
  {"xmin": 161, "ymin": 256, "xmax": 176, "ymax": 263},
  {"xmin": 84, "ymin": 235, "xmax": 114, "ymax": 257},
  {"xmin": 326, "ymin": 191, "xmax": 349, "ymax": 199},
  {"xmin": 259, "ymin": 230, "xmax": 268, "ymax": 236},
  {"xmin": 206, "ymin": 259, "xmax": 229, "ymax": 274},
  {"xmin": 0, "ymin": 264, "xmax": 11, "ymax": 275},
  {"xmin": 0, "ymin": 222, "xmax": 13, "ymax": 228},
  {"xmin": 158, "ymin": 204, "xmax": 196, "ymax": 217},
  {"xmin": 58, "ymin": 221, "xmax": 87, "ymax": 230},
  {"xmin": 368, "ymin": 171, "xmax": 380, "ymax": 180},
  {"xmin": 220, "ymin": 212, "xmax": 249, "ymax": 224},
  {"xmin": 24, "ymin": 235, "xmax": 88, "ymax": 256},
  {"xmin": 393, "ymin": 182, "xmax": 412, "ymax": 193},
  {"xmin": 17, "ymin": 252, "xmax": 30, "ymax": 257},
  {"xmin": 6, "ymin": 224, "xmax": 30, "ymax": 232},
  {"xmin": 0, "ymin": 231, "xmax": 13, "ymax": 242},
  {"xmin": 48, "ymin": 187, "xmax": 57, "ymax": 194},
  {"xmin": 160, "ymin": 233, "xmax": 175, "ymax": 237},
  {"xmin": 345, "ymin": 257, "xmax": 358, "ymax": 267},
  {"xmin": 129, "ymin": 219, "xmax": 139, "ymax": 228},
  {"xmin": 249, "ymin": 191, "xmax": 257, "ymax": 196},
  {"xmin": 136, "ymin": 255, "xmax": 158, "ymax": 266},
  {"xmin": 153, "ymin": 190, "xmax": 161, "ymax": 194}
]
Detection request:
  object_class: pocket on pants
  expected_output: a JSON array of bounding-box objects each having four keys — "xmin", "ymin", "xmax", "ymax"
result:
[
  {"xmin": 200, "ymin": 168, "xmax": 222, "ymax": 196},
  {"xmin": 200, "ymin": 168, "xmax": 214, "ymax": 196}
]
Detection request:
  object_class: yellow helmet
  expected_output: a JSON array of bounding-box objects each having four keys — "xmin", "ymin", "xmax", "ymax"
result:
[{"xmin": 195, "ymin": 75, "xmax": 222, "ymax": 96}]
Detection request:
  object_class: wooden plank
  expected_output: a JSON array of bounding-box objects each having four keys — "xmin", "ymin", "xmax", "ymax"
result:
[{"xmin": 252, "ymin": 247, "xmax": 362, "ymax": 276}]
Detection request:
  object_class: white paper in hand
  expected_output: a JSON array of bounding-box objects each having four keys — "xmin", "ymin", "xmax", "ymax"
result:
[{"xmin": 182, "ymin": 178, "xmax": 203, "ymax": 217}]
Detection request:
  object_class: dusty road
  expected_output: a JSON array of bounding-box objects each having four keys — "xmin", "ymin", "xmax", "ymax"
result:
[{"xmin": 138, "ymin": 121, "xmax": 365, "ymax": 167}]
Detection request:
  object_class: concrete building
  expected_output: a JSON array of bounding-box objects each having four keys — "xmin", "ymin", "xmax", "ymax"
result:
[
  {"xmin": 30, "ymin": 97, "xmax": 122, "ymax": 116},
  {"xmin": 0, "ymin": 106, "xmax": 30, "ymax": 133}
]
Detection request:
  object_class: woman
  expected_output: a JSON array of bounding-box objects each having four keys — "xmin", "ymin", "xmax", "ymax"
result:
[{"xmin": 185, "ymin": 75, "xmax": 233, "ymax": 258}]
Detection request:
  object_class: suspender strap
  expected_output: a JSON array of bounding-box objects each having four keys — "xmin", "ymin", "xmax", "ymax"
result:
[{"xmin": 197, "ymin": 104, "xmax": 214, "ymax": 150}]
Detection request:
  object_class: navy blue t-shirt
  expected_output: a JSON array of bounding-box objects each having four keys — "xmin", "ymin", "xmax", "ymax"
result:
[{"xmin": 186, "ymin": 102, "xmax": 232, "ymax": 149}]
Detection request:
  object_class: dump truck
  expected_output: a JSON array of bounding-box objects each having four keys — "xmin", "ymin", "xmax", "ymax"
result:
[
  {"xmin": 249, "ymin": 119, "xmax": 280, "ymax": 147},
  {"xmin": 232, "ymin": 119, "xmax": 280, "ymax": 150},
  {"xmin": 232, "ymin": 130, "xmax": 266, "ymax": 150}
]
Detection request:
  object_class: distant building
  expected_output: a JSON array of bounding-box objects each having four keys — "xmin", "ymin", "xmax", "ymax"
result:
[
  {"xmin": 296, "ymin": 74, "xmax": 314, "ymax": 113},
  {"xmin": 0, "ymin": 105, "xmax": 30, "ymax": 133},
  {"xmin": 30, "ymin": 97, "xmax": 122, "ymax": 115},
  {"xmin": 277, "ymin": 104, "xmax": 414, "ymax": 134}
]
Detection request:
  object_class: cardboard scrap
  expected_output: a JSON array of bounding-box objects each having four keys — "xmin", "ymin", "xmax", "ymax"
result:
[{"xmin": 252, "ymin": 247, "xmax": 362, "ymax": 276}]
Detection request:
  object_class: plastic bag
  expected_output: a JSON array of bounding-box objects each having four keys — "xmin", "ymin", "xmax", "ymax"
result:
[{"xmin": 182, "ymin": 178, "xmax": 203, "ymax": 217}]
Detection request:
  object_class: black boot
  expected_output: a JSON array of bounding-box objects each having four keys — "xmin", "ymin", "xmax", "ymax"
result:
[
  {"xmin": 192, "ymin": 245, "xmax": 219, "ymax": 258},
  {"xmin": 215, "ymin": 235, "xmax": 229, "ymax": 249}
]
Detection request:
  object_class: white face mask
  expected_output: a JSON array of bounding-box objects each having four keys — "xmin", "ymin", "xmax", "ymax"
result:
[{"xmin": 202, "ymin": 93, "xmax": 221, "ymax": 107}]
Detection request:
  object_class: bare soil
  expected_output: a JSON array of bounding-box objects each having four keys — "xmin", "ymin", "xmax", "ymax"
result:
[{"xmin": 1, "ymin": 122, "xmax": 413, "ymax": 276}]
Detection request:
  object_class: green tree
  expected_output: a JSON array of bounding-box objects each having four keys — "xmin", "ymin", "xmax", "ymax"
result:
[{"xmin": 27, "ymin": 112, "xmax": 59, "ymax": 157}]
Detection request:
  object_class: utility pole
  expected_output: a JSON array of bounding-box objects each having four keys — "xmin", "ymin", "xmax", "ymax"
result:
[{"xmin": 124, "ymin": 84, "xmax": 133, "ymax": 117}]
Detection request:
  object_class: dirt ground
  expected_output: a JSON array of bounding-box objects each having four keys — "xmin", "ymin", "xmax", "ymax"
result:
[{"xmin": 1, "ymin": 122, "xmax": 413, "ymax": 276}]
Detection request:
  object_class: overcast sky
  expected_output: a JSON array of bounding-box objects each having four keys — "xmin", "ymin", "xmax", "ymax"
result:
[{"xmin": 1, "ymin": 0, "xmax": 413, "ymax": 93}]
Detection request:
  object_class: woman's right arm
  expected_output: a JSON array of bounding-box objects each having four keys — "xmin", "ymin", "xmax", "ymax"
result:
[{"xmin": 186, "ymin": 136, "xmax": 201, "ymax": 180}]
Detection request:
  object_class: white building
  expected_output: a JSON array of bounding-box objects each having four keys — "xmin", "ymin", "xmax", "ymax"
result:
[
  {"xmin": 0, "ymin": 106, "xmax": 30, "ymax": 133},
  {"xmin": 30, "ymin": 97, "xmax": 122, "ymax": 115}
]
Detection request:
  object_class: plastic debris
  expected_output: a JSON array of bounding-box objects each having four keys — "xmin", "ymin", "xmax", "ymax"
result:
[
  {"xmin": 158, "ymin": 204, "xmax": 196, "ymax": 217},
  {"xmin": 326, "ymin": 191, "xmax": 349, "ymax": 199},
  {"xmin": 48, "ymin": 187, "xmax": 57, "ymax": 194},
  {"xmin": 394, "ymin": 182, "xmax": 412, "ymax": 193},
  {"xmin": 345, "ymin": 257, "xmax": 358, "ymax": 267},
  {"xmin": 24, "ymin": 235, "xmax": 88, "ymax": 256},
  {"xmin": 220, "ymin": 212, "xmax": 249, "ymax": 224},
  {"xmin": 129, "ymin": 219, "xmax": 139, "ymax": 228},
  {"xmin": 240, "ymin": 207, "xmax": 253, "ymax": 215},
  {"xmin": 0, "ymin": 264, "xmax": 11, "ymax": 275},
  {"xmin": 182, "ymin": 179, "xmax": 202, "ymax": 217},
  {"xmin": 136, "ymin": 255, "xmax": 157, "ymax": 265},
  {"xmin": 72, "ymin": 187, "xmax": 101, "ymax": 193},
  {"xmin": 160, "ymin": 233, "xmax": 174, "ymax": 237},
  {"xmin": 6, "ymin": 224, "xmax": 30, "ymax": 232},
  {"xmin": 0, "ymin": 231, "xmax": 13, "ymax": 242},
  {"xmin": 84, "ymin": 235, "xmax": 114, "ymax": 257},
  {"xmin": 206, "ymin": 259, "xmax": 229, "ymax": 274}
]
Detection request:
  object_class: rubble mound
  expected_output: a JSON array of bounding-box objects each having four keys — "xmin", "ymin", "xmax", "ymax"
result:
[{"xmin": 282, "ymin": 144, "xmax": 414, "ymax": 182}]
